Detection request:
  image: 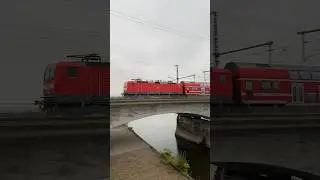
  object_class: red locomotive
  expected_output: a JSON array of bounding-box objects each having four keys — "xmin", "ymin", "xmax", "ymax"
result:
[
  {"xmin": 35, "ymin": 54, "xmax": 109, "ymax": 111},
  {"xmin": 211, "ymin": 62, "xmax": 320, "ymax": 105},
  {"xmin": 123, "ymin": 80, "xmax": 210, "ymax": 96}
]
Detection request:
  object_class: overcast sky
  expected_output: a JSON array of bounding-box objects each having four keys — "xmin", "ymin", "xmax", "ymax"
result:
[
  {"xmin": 0, "ymin": 0, "xmax": 107, "ymax": 103},
  {"xmin": 212, "ymin": 0, "xmax": 320, "ymax": 68},
  {"xmin": 110, "ymin": 0, "xmax": 210, "ymax": 96}
]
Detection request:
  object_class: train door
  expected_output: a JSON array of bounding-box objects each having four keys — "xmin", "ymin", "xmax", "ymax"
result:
[
  {"xmin": 245, "ymin": 80, "xmax": 253, "ymax": 100},
  {"xmin": 291, "ymin": 83, "xmax": 304, "ymax": 103},
  {"xmin": 200, "ymin": 84, "xmax": 205, "ymax": 95},
  {"xmin": 318, "ymin": 85, "xmax": 320, "ymax": 102}
]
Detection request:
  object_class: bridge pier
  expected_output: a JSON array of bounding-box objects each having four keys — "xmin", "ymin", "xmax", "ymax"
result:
[{"xmin": 110, "ymin": 102, "xmax": 209, "ymax": 128}]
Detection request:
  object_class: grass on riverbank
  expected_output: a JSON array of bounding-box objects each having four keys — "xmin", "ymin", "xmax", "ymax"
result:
[{"xmin": 160, "ymin": 149, "xmax": 191, "ymax": 177}]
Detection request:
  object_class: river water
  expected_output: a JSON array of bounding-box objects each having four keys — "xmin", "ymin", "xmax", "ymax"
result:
[{"xmin": 128, "ymin": 113, "xmax": 210, "ymax": 180}]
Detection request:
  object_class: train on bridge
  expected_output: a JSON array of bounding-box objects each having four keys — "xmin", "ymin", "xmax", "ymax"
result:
[
  {"xmin": 34, "ymin": 52, "xmax": 320, "ymax": 111},
  {"xmin": 211, "ymin": 62, "xmax": 320, "ymax": 105},
  {"xmin": 34, "ymin": 53, "xmax": 110, "ymax": 111},
  {"xmin": 123, "ymin": 79, "xmax": 210, "ymax": 96}
]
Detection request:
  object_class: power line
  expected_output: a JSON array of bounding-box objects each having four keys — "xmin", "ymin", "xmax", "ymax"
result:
[{"xmin": 110, "ymin": 10, "xmax": 209, "ymax": 41}]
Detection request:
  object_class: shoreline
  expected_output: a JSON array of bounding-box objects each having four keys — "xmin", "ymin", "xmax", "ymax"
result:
[{"xmin": 110, "ymin": 126, "xmax": 191, "ymax": 180}]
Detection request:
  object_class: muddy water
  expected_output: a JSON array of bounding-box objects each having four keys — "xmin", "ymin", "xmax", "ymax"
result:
[{"xmin": 128, "ymin": 113, "xmax": 210, "ymax": 180}]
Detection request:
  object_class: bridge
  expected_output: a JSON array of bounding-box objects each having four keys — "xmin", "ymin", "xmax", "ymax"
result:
[
  {"xmin": 0, "ymin": 96, "xmax": 210, "ymax": 137},
  {"xmin": 210, "ymin": 105, "xmax": 320, "ymax": 179},
  {"xmin": 110, "ymin": 96, "xmax": 209, "ymax": 128}
]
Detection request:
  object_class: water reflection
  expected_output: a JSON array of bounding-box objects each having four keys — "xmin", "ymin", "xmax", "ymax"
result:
[{"xmin": 128, "ymin": 113, "xmax": 209, "ymax": 180}]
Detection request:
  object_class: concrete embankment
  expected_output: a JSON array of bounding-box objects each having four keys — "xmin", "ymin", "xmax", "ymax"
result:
[{"xmin": 110, "ymin": 126, "xmax": 190, "ymax": 180}]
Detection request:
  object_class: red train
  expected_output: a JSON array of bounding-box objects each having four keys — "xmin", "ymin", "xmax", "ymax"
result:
[
  {"xmin": 211, "ymin": 62, "xmax": 320, "ymax": 105},
  {"xmin": 123, "ymin": 80, "xmax": 210, "ymax": 96},
  {"xmin": 35, "ymin": 54, "xmax": 109, "ymax": 111}
]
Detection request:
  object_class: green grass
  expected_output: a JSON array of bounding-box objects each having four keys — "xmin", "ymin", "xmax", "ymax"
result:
[{"xmin": 160, "ymin": 148, "xmax": 191, "ymax": 177}]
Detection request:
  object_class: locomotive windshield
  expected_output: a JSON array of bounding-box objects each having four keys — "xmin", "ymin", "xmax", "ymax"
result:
[{"xmin": 44, "ymin": 66, "xmax": 56, "ymax": 81}]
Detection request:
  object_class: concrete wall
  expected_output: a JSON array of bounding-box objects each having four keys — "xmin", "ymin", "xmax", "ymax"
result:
[{"xmin": 110, "ymin": 102, "xmax": 209, "ymax": 127}]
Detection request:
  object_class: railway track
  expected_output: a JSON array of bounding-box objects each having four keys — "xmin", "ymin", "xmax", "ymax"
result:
[
  {"xmin": 110, "ymin": 96, "xmax": 209, "ymax": 100},
  {"xmin": 110, "ymin": 96, "xmax": 209, "ymax": 106},
  {"xmin": 211, "ymin": 112, "xmax": 320, "ymax": 130}
]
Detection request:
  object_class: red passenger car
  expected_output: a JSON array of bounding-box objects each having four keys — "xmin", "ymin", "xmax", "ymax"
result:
[
  {"xmin": 270, "ymin": 64, "xmax": 320, "ymax": 104},
  {"xmin": 210, "ymin": 68, "xmax": 233, "ymax": 102},
  {"xmin": 225, "ymin": 62, "xmax": 291, "ymax": 104},
  {"xmin": 37, "ymin": 54, "xmax": 109, "ymax": 110},
  {"xmin": 221, "ymin": 62, "xmax": 320, "ymax": 105},
  {"xmin": 181, "ymin": 82, "xmax": 210, "ymax": 96}
]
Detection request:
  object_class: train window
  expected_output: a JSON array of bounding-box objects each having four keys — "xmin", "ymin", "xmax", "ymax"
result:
[
  {"xmin": 299, "ymin": 71, "xmax": 311, "ymax": 79},
  {"xmin": 273, "ymin": 81, "xmax": 279, "ymax": 89},
  {"xmin": 292, "ymin": 87, "xmax": 297, "ymax": 102},
  {"xmin": 289, "ymin": 71, "xmax": 300, "ymax": 79},
  {"xmin": 44, "ymin": 67, "xmax": 55, "ymax": 80},
  {"xmin": 245, "ymin": 81, "xmax": 252, "ymax": 91},
  {"xmin": 219, "ymin": 75, "xmax": 225, "ymax": 83},
  {"xmin": 67, "ymin": 67, "xmax": 79, "ymax": 77},
  {"xmin": 50, "ymin": 67, "xmax": 56, "ymax": 79},
  {"xmin": 44, "ymin": 68, "xmax": 49, "ymax": 80},
  {"xmin": 262, "ymin": 81, "xmax": 271, "ymax": 89},
  {"xmin": 312, "ymin": 72, "xmax": 320, "ymax": 80},
  {"xmin": 307, "ymin": 93, "xmax": 317, "ymax": 102}
]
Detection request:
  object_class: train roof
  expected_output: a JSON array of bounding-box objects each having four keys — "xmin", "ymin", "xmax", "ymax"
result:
[
  {"xmin": 125, "ymin": 79, "xmax": 177, "ymax": 84},
  {"xmin": 181, "ymin": 81, "xmax": 209, "ymax": 84},
  {"xmin": 224, "ymin": 62, "xmax": 273, "ymax": 69},
  {"xmin": 225, "ymin": 61, "xmax": 320, "ymax": 71},
  {"xmin": 46, "ymin": 54, "xmax": 109, "ymax": 67},
  {"xmin": 225, "ymin": 62, "xmax": 320, "ymax": 80},
  {"xmin": 238, "ymin": 68, "xmax": 290, "ymax": 79},
  {"xmin": 211, "ymin": 67, "xmax": 232, "ymax": 74}
]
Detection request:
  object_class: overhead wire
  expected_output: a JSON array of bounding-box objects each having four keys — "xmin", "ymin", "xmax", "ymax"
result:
[
  {"xmin": 110, "ymin": 9, "xmax": 210, "ymax": 42},
  {"xmin": 110, "ymin": 9, "xmax": 209, "ymax": 82}
]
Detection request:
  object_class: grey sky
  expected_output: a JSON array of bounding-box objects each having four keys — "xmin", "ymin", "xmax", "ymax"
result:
[
  {"xmin": 0, "ymin": 0, "xmax": 108, "ymax": 103},
  {"xmin": 2, "ymin": 0, "xmax": 320, "ymax": 102},
  {"xmin": 111, "ymin": 0, "xmax": 210, "ymax": 96}
]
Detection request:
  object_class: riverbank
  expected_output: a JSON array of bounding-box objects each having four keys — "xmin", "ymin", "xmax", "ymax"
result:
[{"xmin": 110, "ymin": 126, "xmax": 190, "ymax": 180}]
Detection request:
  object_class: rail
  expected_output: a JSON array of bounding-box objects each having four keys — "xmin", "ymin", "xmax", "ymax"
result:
[
  {"xmin": 110, "ymin": 96, "xmax": 209, "ymax": 106},
  {"xmin": 211, "ymin": 112, "xmax": 320, "ymax": 130},
  {"xmin": 110, "ymin": 95, "xmax": 209, "ymax": 101}
]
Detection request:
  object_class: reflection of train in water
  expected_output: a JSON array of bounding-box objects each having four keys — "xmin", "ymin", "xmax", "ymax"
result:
[{"xmin": 123, "ymin": 80, "xmax": 210, "ymax": 96}]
